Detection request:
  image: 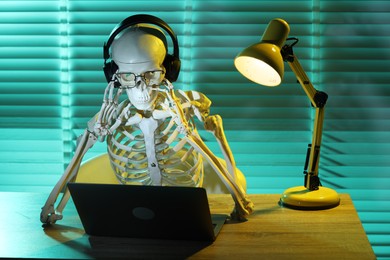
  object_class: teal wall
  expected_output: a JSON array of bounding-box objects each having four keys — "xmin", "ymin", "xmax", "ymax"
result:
[{"xmin": 0, "ymin": 1, "xmax": 389, "ymax": 258}]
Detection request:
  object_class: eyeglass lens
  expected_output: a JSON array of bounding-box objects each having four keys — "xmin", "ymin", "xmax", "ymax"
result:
[{"xmin": 118, "ymin": 70, "xmax": 163, "ymax": 86}]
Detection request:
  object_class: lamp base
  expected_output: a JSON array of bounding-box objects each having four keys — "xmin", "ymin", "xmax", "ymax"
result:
[{"xmin": 280, "ymin": 186, "xmax": 340, "ymax": 210}]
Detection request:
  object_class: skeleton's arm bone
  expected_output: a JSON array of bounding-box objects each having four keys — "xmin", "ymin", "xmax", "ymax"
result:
[
  {"xmin": 203, "ymin": 115, "xmax": 239, "ymax": 184},
  {"xmin": 160, "ymin": 81, "xmax": 253, "ymax": 220},
  {"xmin": 186, "ymin": 134, "xmax": 254, "ymax": 220},
  {"xmin": 185, "ymin": 91, "xmax": 247, "ymax": 192},
  {"xmin": 41, "ymin": 80, "xmax": 124, "ymax": 224},
  {"xmin": 40, "ymin": 129, "xmax": 97, "ymax": 224},
  {"xmin": 201, "ymin": 120, "xmax": 253, "ymax": 219},
  {"xmin": 184, "ymin": 91, "xmax": 239, "ymax": 183}
]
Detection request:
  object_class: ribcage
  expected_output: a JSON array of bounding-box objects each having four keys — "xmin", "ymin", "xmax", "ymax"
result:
[{"xmin": 106, "ymin": 116, "xmax": 204, "ymax": 187}]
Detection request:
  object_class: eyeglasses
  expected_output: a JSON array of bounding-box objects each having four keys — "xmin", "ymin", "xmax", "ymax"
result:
[{"xmin": 117, "ymin": 70, "xmax": 164, "ymax": 87}]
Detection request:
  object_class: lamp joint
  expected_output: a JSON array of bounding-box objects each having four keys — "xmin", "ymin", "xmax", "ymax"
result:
[
  {"xmin": 314, "ymin": 91, "xmax": 328, "ymax": 108},
  {"xmin": 281, "ymin": 45, "xmax": 294, "ymax": 62},
  {"xmin": 281, "ymin": 37, "xmax": 299, "ymax": 62}
]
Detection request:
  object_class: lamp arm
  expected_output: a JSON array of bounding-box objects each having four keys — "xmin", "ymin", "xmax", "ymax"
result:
[{"xmin": 285, "ymin": 52, "xmax": 328, "ymax": 190}]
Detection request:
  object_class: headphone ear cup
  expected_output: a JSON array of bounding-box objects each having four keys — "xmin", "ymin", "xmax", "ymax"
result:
[
  {"xmin": 163, "ymin": 54, "xmax": 181, "ymax": 82},
  {"xmin": 103, "ymin": 60, "xmax": 118, "ymax": 82}
]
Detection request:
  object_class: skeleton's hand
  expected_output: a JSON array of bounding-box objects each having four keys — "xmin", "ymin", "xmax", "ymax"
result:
[
  {"xmin": 93, "ymin": 81, "xmax": 123, "ymax": 138},
  {"xmin": 40, "ymin": 204, "xmax": 63, "ymax": 224}
]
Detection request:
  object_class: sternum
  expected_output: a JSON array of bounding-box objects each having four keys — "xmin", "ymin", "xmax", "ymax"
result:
[{"xmin": 138, "ymin": 117, "xmax": 161, "ymax": 185}]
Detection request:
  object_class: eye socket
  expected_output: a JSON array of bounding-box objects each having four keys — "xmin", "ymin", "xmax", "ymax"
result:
[
  {"xmin": 144, "ymin": 71, "xmax": 154, "ymax": 79},
  {"xmin": 120, "ymin": 73, "xmax": 136, "ymax": 82},
  {"xmin": 143, "ymin": 71, "xmax": 158, "ymax": 80}
]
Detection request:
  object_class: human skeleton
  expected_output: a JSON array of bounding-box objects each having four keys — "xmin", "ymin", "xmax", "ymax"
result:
[{"xmin": 40, "ymin": 16, "xmax": 254, "ymax": 224}]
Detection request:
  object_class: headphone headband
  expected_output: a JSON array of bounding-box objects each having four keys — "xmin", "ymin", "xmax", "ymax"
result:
[
  {"xmin": 103, "ymin": 14, "xmax": 181, "ymax": 83},
  {"xmin": 103, "ymin": 14, "xmax": 179, "ymax": 62}
]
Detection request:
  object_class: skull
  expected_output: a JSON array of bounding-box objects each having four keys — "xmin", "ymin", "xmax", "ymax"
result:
[{"xmin": 111, "ymin": 25, "xmax": 168, "ymax": 111}]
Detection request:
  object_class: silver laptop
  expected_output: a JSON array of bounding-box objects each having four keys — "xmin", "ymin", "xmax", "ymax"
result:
[{"xmin": 67, "ymin": 183, "xmax": 227, "ymax": 241}]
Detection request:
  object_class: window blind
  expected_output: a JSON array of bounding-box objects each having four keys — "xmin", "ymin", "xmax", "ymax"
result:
[
  {"xmin": 0, "ymin": 0, "xmax": 389, "ymax": 258},
  {"xmin": 319, "ymin": 1, "xmax": 390, "ymax": 257},
  {"xmin": 0, "ymin": 1, "xmax": 63, "ymax": 190}
]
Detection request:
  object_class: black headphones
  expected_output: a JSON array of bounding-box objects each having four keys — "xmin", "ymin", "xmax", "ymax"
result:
[{"xmin": 103, "ymin": 14, "xmax": 181, "ymax": 83}]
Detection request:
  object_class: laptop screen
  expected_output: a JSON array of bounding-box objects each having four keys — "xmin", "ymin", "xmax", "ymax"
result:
[{"xmin": 68, "ymin": 183, "xmax": 227, "ymax": 241}]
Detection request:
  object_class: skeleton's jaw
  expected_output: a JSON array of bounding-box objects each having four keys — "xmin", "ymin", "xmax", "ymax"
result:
[
  {"xmin": 131, "ymin": 97, "xmax": 159, "ymax": 112},
  {"xmin": 132, "ymin": 99, "xmax": 154, "ymax": 111},
  {"xmin": 126, "ymin": 88, "xmax": 158, "ymax": 111}
]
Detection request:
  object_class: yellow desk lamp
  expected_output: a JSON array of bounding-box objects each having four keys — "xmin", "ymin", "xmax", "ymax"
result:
[{"xmin": 234, "ymin": 18, "xmax": 340, "ymax": 209}]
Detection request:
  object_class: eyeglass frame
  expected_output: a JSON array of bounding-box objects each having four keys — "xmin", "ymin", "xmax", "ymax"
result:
[{"xmin": 115, "ymin": 70, "xmax": 165, "ymax": 88}]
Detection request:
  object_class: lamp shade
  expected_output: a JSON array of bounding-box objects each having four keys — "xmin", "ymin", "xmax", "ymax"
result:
[{"xmin": 234, "ymin": 18, "xmax": 290, "ymax": 87}]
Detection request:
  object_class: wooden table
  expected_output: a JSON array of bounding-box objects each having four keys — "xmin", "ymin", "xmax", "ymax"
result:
[{"xmin": 0, "ymin": 193, "xmax": 375, "ymax": 259}]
